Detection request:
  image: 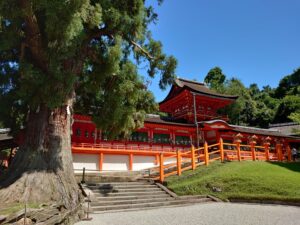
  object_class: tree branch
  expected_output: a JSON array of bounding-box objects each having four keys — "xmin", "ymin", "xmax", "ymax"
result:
[{"xmin": 130, "ymin": 40, "xmax": 154, "ymax": 60}]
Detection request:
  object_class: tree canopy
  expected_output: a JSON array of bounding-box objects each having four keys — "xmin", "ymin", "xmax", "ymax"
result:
[
  {"xmin": 0, "ymin": 0, "xmax": 177, "ymax": 136},
  {"xmin": 0, "ymin": 0, "xmax": 177, "ymax": 214}
]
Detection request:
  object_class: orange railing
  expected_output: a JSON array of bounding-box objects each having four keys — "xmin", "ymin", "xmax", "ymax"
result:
[
  {"xmin": 150, "ymin": 138, "xmax": 292, "ymax": 182},
  {"xmin": 72, "ymin": 139, "xmax": 292, "ymax": 183}
]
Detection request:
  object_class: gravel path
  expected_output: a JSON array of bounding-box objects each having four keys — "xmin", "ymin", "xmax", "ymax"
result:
[{"xmin": 76, "ymin": 202, "xmax": 300, "ymax": 225}]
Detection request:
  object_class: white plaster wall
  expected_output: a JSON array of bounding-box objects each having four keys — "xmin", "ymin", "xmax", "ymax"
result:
[
  {"xmin": 73, "ymin": 153, "xmax": 99, "ymax": 171},
  {"xmin": 102, "ymin": 154, "xmax": 129, "ymax": 171},
  {"xmin": 164, "ymin": 157, "xmax": 177, "ymax": 165},
  {"xmin": 132, "ymin": 156, "xmax": 156, "ymax": 171},
  {"xmin": 73, "ymin": 153, "xmax": 177, "ymax": 172}
]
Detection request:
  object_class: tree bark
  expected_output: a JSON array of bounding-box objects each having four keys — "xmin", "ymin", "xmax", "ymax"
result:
[{"xmin": 0, "ymin": 100, "xmax": 81, "ymax": 211}]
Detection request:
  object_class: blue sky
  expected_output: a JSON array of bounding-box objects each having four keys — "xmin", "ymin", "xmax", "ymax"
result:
[{"xmin": 141, "ymin": 0, "xmax": 300, "ymax": 102}]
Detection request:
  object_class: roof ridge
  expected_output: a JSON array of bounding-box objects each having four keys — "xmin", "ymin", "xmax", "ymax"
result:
[{"xmin": 177, "ymin": 78, "xmax": 205, "ymax": 86}]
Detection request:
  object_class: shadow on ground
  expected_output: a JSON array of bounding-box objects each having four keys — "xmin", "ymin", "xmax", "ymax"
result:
[{"xmin": 268, "ymin": 162, "xmax": 300, "ymax": 173}]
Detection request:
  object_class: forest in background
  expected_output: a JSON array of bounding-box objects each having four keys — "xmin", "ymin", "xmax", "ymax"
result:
[{"xmin": 204, "ymin": 67, "xmax": 300, "ymax": 129}]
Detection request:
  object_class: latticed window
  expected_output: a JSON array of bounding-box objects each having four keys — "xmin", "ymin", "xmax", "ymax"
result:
[
  {"xmin": 153, "ymin": 133, "xmax": 170, "ymax": 144},
  {"xmin": 175, "ymin": 135, "xmax": 191, "ymax": 145},
  {"xmin": 130, "ymin": 132, "xmax": 148, "ymax": 142},
  {"xmin": 85, "ymin": 130, "xmax": 89, "ymax": 138}
]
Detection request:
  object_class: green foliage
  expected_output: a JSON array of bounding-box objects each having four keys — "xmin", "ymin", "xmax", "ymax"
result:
[
  {"xmin": 0, "ymin": 0, "xmax": 177, "ymax": 136},
  {"xmin": 166, "ymin": 161, "xmax": 300, "ymax": 202},
  {"xmin": 275, "ymin": 68, "xmax": 300, "ymax": 98},
  {"xmin": 289, "ymin": 112, "xmax": 300, "ymax": 123},
  {"xmin": 204, "ymin": 67, "xmax": 226, "ymax": 92},
  {"xmin": 273, "ymin": 95, "xmax": 300, "ymax": 123},
  {"xmin": 206, "ymin": 66, "xmax": 300, "ymax": 128}
]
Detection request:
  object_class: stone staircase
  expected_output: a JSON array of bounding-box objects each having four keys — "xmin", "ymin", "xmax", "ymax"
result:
[{"xmin": 84, "ymin": 180, "xmax": 215, "ymax": 213}]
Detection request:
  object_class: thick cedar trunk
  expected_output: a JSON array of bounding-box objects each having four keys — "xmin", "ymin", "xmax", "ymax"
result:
[{"xmin": 0, "ymin": 102, "xmax": 81, "ymax": 210}]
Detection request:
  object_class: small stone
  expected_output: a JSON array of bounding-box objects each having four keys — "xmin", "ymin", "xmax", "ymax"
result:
[
  {"xmin": 212, "ymin": 186, "xmax": 222, "ymax": 192},
  {"xmin": 15, "ymin": 217, "xmax": 33, "ymax": 225}
]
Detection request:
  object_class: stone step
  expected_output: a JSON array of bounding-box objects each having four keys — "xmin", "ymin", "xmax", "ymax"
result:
[
  {"xmin": 78, "ymin": 175, "xmax": 143, "ymax": 183},
  {"xmin": 91, "ymin": 198, "xmax": 212, "ymax": 212},
  {"xmin": 92, "ymin": 201, "xmax": 211, "ymax": 214},
  {"xmin": 91, "ymin": 187, "xmax": 161, "ymax": 193},
  {"xmin": 88, "ymin": 184, "xmax": 156, "ymax": 190},
  {"xmin": 93, "ymin": 190, "xmax": 165, "ymax": 197},
  {"xmin": 87, "ymin": 181, "xmax": 149, "ymax": 186},
  {"xmin": 91, "ymin": 197, "xmax": 173, "ymax": 206},
  {"xmin": 95, "ymin": 193, "xmax": 171, "ymax": 201}
]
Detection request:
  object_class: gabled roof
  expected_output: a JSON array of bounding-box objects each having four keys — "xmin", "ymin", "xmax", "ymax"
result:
[{"xmin": 160, "ymin": 78, "xmax": 238, "ymax": 104}]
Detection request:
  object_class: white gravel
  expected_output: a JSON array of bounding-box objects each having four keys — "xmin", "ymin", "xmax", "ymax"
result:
[{"xmin": 76, "ymin": 202, "xmax": 300, "ymax": 225}]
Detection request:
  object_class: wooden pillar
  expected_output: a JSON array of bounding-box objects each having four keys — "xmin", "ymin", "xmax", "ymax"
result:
[
  {"xmin": 204, "ymin": 141, "xmax": 209, "ymax": 166},
  {"xmin": 155, "ymin": 154, "xmax": 159, "ymax": 165},
  {"xmin": 159, "ymin": 153, "xmax": 164, "ymax": 183},
  {"xmin": 249, "ymin": 135, "xmax": 257, "ymax": 161},
  {"xmin": 236, "ymin": 142, "xmax": 241, "ymax": 161},
  {"xmin": 233, "ymin": 133, "xmax": 243, "ymax": 162},
  {"xmin": 191, "ymin": 145, "xmax": 196, "ymax": 170},
  {"xmin": 278, "ymin": 144, "xmax": 283, "ymax": 161},
  {"xmin": 251, "ymin": 142, "xmax": 256, "ymax": 161},
  {"xmin": 129, "ymin": 153, "xmax": 133, "ymax": 171},
  {"xmin": 219, "ymin": 138, "xmax": 224, "ymax": 162},
  {"xmin": 275, "ymin": 144, "xmax": 281, "ymax": 161},
  {"xmin": 149, "ymin": 129, "xmax": 153, "ymax": 148},
  {"xmin": 264, "ymin": 144, "xmax": 270, "ymax": 161},
  {"xmin": 287, "ymin": 145, "xmax": 292, "ymax": 162},
  {"xmin": 99, "ymin": 153, "xmax": 103, "ymax": 171},
  {"xmin": 263, "ymin": 136, "xmax": 271, "ymax": 161},
  {"xmin": 176, "ymin": 150, "xmax": 182, "ymax": 176}
]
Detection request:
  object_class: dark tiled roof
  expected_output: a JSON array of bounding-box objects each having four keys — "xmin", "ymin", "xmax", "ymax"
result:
[
  {"xmin": 231, "ymin": 125, "xmax": 296, "ymax": 138},
  {"xmin": 145, "ymin": 116, "xmax": 194, "ymax": 127},
  {"xmin": 199, "ymin": 120, "xmax": 300, "ymax": 139},
  {"xmin": 269, "ymin": 123, "xmax": 300, "ymax": 136},
  {"xmin": 175, "ymin": 78, "xmax": 238, "ymax": 99}
]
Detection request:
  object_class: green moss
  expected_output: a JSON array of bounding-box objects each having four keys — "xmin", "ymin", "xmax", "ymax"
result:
[
  {"xmin": 0, "ymin": 203, "xmax": 40, "ymax": 215},
  {"xmin": 166, "ymin": 161, "xmax": 300, "ymax": 202}
]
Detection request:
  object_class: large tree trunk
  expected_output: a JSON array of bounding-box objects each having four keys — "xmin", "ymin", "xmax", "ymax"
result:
[{"xmin": 0, "ymin": 101, "xmax": 81, "ymax": 211}]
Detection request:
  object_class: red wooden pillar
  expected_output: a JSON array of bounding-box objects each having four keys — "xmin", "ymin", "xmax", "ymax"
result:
[
  {"xmin": 236, "ymin": 142, "xmax": 241, "ymax": 161},
  {"xmin": 129, "ymin": 153, "xmax": 133, "ymax": 171},
  {"xmin": 263, "ymin": 136, "xmax": 271, "ymax": 161},
  {"xmin": 219, "ymin": 138, "xmax": 224, "ymax": 162},
  {"xmin": 99, "ymin": 153, "xmax": 103, "ymax": 171},
  {"xmin": 287, "ymin": 145, "xmax": 292, "ymax": 162},
  {"xmin": 278, "ymin": 144, "xmax": 283, "ymax": 161},
  {"xmin": 233, "ymin": 133, "xmax": 243, "ymax": 161},
  {"xmin": 191, "ymin": 145, "xmax": 196, "ymax": 170},
  {"xmin": 249, "ymin": 135, "xmax": 257, "ymax": 161},
  {"xmin": 176, "ymin": 150, "xmax": 182, "ymax": 176},
  {"xmin": 264, "ymin": 143, "xmax": 270, "ymax": 161},
  {"xmin": 159, "ymin": 153, "xmax": 164, "ymax": 183},
  {"xmin": 155, "ymin": 154, "xmax": 159, "ymax": 165},
  {"xmin": 204, "ymin": 141, "xmax": 209, "ymax": 166}
]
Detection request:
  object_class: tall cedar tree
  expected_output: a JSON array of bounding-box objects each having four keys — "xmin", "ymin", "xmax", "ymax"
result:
[{"xmin": 0, "ymin": 0, "xmax": 177, "ymax": 214}]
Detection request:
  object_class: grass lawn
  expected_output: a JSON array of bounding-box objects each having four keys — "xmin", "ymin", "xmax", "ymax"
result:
[{"xmin": 165, "ymin": 161, "xmax": 300, "ymax": 202}]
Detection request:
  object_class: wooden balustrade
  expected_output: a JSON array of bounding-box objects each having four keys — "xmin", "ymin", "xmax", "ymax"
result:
[{"xmin": 72, "ymin": 138, "xmax": 294, "ymax": 183}]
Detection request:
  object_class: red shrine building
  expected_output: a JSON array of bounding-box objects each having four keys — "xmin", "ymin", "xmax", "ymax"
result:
[{"xmin": 71, "ymin": 78, "xmax": 300, "ymax": 172}]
